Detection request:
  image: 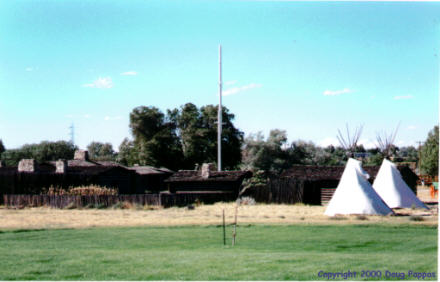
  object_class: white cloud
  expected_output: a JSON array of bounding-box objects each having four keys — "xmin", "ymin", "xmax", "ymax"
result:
[
  {"xmin": 120, "ymin": 71, "xmax": 137, "ymax": 76},
  {"xmin": 65, "ymin": 114, "xmax": 74, "ymax": 118},
  {"xmin": 407, "ymin": 125, "xmax": 417, "ymax": 130},
  {"xmin": 25, "ymin": 67, "xmax": 33, "ymax": 72},
  {"xmin": 358, "ymin": 139, "xmax": 376, "ymax": 149},
  {"xmin": 83, "ymin": 77, "xmax": 113, "ymax": 88},
  {"xmin": 318, "ymin": 137, "xmax": 340, "ymax": 148},
  {"xmin": 394, "ymin": 95, "xmax": 413, "ymax": 100},
  {"xmin": 223, "ymin": 83, "xmax": 262, "ymax": 96},
  {"xmin": 104, "ymin": 115, "xmax": 122, "ymax": 121},
  {"xmin": 83, "ymin": 114, "xmax": 91, "ymax": 119},
  {"xmin": 323, "ymin": 88, "xmax": 353, "ymax": 96}
]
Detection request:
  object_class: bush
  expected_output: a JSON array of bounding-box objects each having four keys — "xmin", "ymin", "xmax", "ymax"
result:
[
  {"xmin": 409, "ymin": 215, "xmax": 424, "ymax": 222},
  {"xmin": 43, "ymin": 185, "xmax": 118, "ymax": 196},
  {"xmin": 329, "ymin": 216, "xmax": 347, "ymax": 220},
  {"xmin": 94, "ymin": 203, "xmax": 107, "ymax": 209},
  {"xmin": 355, "ymin": 215, "xmax": 368, "ymax": 221},
  {"xmin": 64, "ymin": 202, "xmax": 77, "ymax": 210},
  {"xmin": 237, "ymin": 196, "xmax": 256, "ymax": 206},
  {"xmin": 111, "ymin": 201, "xmax": 132, "ymax": 209}
]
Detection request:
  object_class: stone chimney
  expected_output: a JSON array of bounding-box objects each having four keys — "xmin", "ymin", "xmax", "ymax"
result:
[
  {"xmin": 74, "ymin": 150, "xmax": 89, "ymax": 161},
  {"xmin": 55, "ymin": 159, "xmax": 67, "ymax": 174},
  {"xmin": 18, "ymin": 159, "xmax": 37, "ymax": 172},
  {"xmin": 201, "ymin": 163, "xmax": 215, "ymax": 179}
]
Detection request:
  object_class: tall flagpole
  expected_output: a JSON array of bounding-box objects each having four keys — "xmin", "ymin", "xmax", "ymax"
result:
[{"xmin": 218, "ymin": 45, "xmax": 222, "ymax": 172}]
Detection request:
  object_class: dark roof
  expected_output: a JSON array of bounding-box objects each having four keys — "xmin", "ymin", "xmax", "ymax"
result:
[
  {"xmin": 281, "ymin": 164, "xmax": 416, "ymax": 181},
  {"xmin": 46, "ymin": 160, "xmax": 101, "ymax": 167},
  {"xmin": 67, "ymin": 165, "xmax": 134, "ymax": 175},
  {"xmin": 128, "ymin": 166, "xmax": 173, "ymax": 175},
  {"xmin": 96, "ymin": 161, "xmax": 121, "ymax": 167},
  {"xmin": 165, "ymin": 170, "xmax": 252, "ymax": 183},
  {"xmin": 281, "ymin": 165, "xmax": 345, "ymax": 181},
  {"xmin": 0, "ymin": 160, "xmax": 171, "ymax": 176},
  {"xmin": 68, "ymin": 159, "xmax": 101, "ymax": 167}
]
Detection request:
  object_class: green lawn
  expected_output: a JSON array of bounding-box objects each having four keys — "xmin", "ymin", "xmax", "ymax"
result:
[{"xmin": 0, "ymin": 224, "xmax": 437, "ymax": 280}]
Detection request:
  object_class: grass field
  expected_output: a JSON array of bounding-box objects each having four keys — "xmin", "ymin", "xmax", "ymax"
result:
[{"xmin": 0, "ymin": 224, "xmax": 437, "ymax": 280}]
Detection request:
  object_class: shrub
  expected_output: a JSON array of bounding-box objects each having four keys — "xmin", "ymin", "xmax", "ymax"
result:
[
  {"xmin": 409, "ymin": 215, "xmax": 424, "ymax": 222},
  {"xmin": 194, "ymin": 198, "xmax": 202, "ymax": 207},
  {"xmin": 111, "ymin": 201, "xmax": 132, "ymax": 209},
  {"xmin": 329, "ymin": 216, "xmax": 347, "ymax": 220},
  {"xmin": 237, "ymin": 196, "xmax": 256, "ymax": 206},
  {"xmin": 43, "ymin": 185, "xmax": 117, "ymax": 196},
  {"xmin": 143, "ymin": 205, "xmax": 160, "ymax": 211},
  {"xmin": 94, "ymin": 203, "xmax": 107, "ymax": 209},
  {"xmin": 64, "ymin": 202, "xmax": 77, "ymax": 210}
]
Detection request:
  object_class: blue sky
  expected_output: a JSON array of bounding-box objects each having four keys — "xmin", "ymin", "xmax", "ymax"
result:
[{"xmin": 0, "ymin": 0, "xmax": 439, "ymax": 151}]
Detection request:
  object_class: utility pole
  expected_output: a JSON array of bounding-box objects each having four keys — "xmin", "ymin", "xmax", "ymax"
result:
[
  {"xmin": 69, "ymin": 123, "xmax": 75, "ymax": 145},
  {"xmin": 218, "ymin": 44, "xmax": 222, "ymax": 172}
]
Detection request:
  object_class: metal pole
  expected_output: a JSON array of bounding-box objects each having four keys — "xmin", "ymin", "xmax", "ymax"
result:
[{"xmin": 218, "ymin": 45, "xmax": 222, "ymax": 172}]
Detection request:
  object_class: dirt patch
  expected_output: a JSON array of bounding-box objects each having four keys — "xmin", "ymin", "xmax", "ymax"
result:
[{"xmin": 0, "ymin": 202, "xmax": 436, "ymax": 230}]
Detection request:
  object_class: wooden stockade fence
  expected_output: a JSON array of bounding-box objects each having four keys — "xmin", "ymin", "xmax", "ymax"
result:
[
  {"xmin": 320, "ymin": 188, "xmax": 336, "ymax": 205},
  {"xmin": 243, "ymin": 177, "xmax": 322, "ymax": 205},
  {"xmin": 3, "ymin": 192, "xmax": 236, "ymax": 209}
]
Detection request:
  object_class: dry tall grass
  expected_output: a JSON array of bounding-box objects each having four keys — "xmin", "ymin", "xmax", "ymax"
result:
[
  {"xmin": 0, "ymin": 202, "xmax": 436, "ymax": 230},
  {"xmin": 43, "ymin": 185, "xmax": 118, "ymax": 196}
]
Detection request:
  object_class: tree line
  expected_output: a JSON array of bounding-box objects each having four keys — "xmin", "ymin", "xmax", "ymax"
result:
[{"xmin": 0, "ymin": 104, "xmax": 438, "ymax": 176}]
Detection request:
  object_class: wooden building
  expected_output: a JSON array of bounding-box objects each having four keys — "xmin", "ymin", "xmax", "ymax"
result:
[
  {"xmin": 0, "ymin": 150, "xmax": 172, "ymax": 196},
  {"xmin": 128, "ymin": 166, "xmax": 174, "ymax": 193},
  {"xmin": 164, "ymin": 163, "xmax": 252, "ymax": 196},
  {"xmin": 279, "ymin": 164, "xmax": 419, "ymax": 205}
]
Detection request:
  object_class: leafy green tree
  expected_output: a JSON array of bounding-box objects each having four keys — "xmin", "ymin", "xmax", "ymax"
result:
[
  {"xmin": 121, "ymin": 104, "xmax": 243, "ymax": 170},
  {"xmin": 395, "ymin": 146, "xmax": 418, "ymax": 162},
  {"xmin": 420, "ymin": 126, "xmax": 439, "ymax": 176},
  {"xmin": 322, "ymin": 145, "xmax": 347, "ymax": 165},
  {"xmin": 289, "ymin": 140, "xmax": 317, "ymax": 165},
  {"xmin": 117, "ymin": 138, "xmax": 139, "ymax": 166},
  {"xmin": 129, "ymin": 106, "xmax": 183, "ymax": 170},
  {"xmin": 175, "ymin": 103, "xmax": 205, "ymax": 168},
  {"xmin": 1, "ymin": 149, "xmax": 27, "ymax": 166},
  {"xmin": 169, "ymin": 103, "xmax": 243, "ymax": 170},
  {"xmin": 87, "ymin": 142, "xmax": 116, "ymax": 161},
  {"xmin": 241, "ymin": 130, "xmax": 290, "ymax": 172},
  {"xmin": 240, "ymin": 170, "xmax": 268, "ymax": 196},
  {"xmin": 199, "ymin": 105, "xmax": 243, "ymax": 170},
  {"xmin": 364, "ymin": 153, "xmax": 384, "ymax": 166},
  {"xmin": 0, "ymin": 139, "xmax": 5, "ymax": 155},
  {"xmin": 1, "ymin": 141, "xmax": 76, "ymax": 166}
]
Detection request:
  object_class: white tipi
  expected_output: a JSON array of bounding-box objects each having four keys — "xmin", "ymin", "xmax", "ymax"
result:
[
  {"xmin": 325, "ymin": 158, "xmax": 393, "ymax": 216},
  {"xmin": 372, "ymin": 159, "xmax": 428, "ymax": 209}
]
